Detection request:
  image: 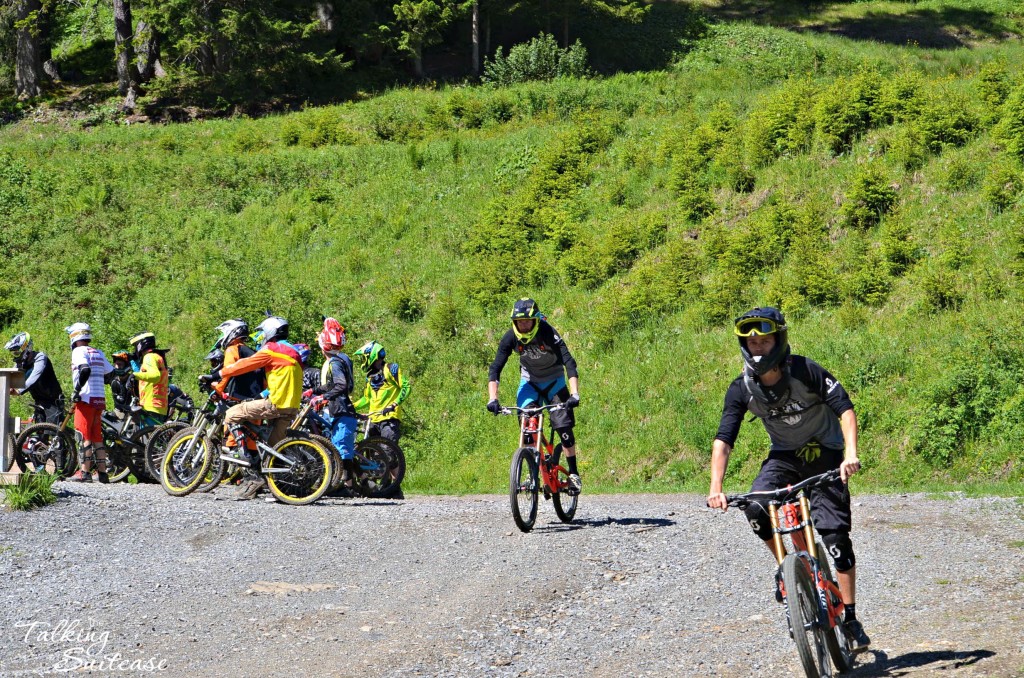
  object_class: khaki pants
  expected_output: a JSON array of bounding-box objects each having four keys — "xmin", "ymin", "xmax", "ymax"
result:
[{"xmin": 224, "ymin": 399, "xmax": 298, "ymax": 446}]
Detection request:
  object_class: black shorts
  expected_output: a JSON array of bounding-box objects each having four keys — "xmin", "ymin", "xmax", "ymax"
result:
[{"xmin": 747, "ymin": 447, "xmax": 852, "ymax": 535}]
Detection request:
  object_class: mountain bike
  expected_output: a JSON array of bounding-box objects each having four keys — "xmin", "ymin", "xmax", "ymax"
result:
[
  {"xmin": 720, "ymin": 469, "xmax": 855, "ymax": 678},
  {"xmin": 10, "ymin": 405, "xmax": 77, "ymax": 478},
  {"xmin": 501, "ymin": 403, "xmax": 578, "ymax": 533},
  {"xmin": 296, "ymin": 401, "xmax": 406, "ymax": 498},
  {"xmin": 161, "ymin": 394, "xmax": 334, "ymax": 505}
]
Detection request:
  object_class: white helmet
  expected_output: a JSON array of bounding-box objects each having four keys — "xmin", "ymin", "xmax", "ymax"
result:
[
  {"xmin": 253, "ymin": 315, "xmax": 288, "ymax": 348},
  {"xmin": 4, "ymin": 332, "xmax": 32, "ymax": 357},
  {"xmin": 215, "ymin": 318, "xmax": 249, "ymax": 348},
  {"xmin": 65, "ymin": 322, "xmax": 92, "ymax": 347}
]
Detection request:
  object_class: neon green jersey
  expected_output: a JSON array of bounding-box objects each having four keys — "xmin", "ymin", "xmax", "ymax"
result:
[{"xmin": 354, "ymin": 363, "xmax": 410, "ymax": 422}]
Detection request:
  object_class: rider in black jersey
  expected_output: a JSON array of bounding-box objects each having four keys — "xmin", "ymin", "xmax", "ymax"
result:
[
  {"xmin": 5, "ymin": 332, "xmax": 65, "ymax": 424},
  {"xmin": 706, "ymin": 307, "xmax": 871, "ymax": 651},
  {"xmin": 487, "ymin": 298, "xmax": 582, "ymax": 494}
]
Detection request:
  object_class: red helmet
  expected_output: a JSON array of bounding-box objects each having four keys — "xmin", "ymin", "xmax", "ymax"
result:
[{"xmin": 317, "ymin": 317, "xmax": 346, "ymax": 353}]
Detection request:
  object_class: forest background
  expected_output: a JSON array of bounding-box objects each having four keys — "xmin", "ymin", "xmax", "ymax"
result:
[{"xmin": 2, "ymin": 0, "xmax": 1024, "ymax": 495}]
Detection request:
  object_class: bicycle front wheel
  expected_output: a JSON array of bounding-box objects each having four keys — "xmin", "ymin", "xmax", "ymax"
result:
[
  {"xmin": 815, "ymin": 542, "xmax": 854, "ymax": 673},
  {"xmin": 783, "ymin": 554, "xmax": 831, "ymax": 678},
  {"xmin": 160, "ymin": 429, "xmax": 212, "ymax": 497},
  {"xmin": 509, "ymin": 447, "xmax": 539, "ymax": 533},
  {"xmin": 354, "ymin": 437, "xmax": 405, "ymax": 498},
  {"xmin": 104, "ymin": 445, "xmax": 133, "ymax": 483},
  {"xmin": 14, "ymin": 423, "xmax": 77, "ymax": 477},
  {"xmin": 266, "ymin": 437, "xmax": 332, "ymax": 506},
  {"xmin": 145, "ymin": 421, "xmax": 188, "ymax": 481},
  {"xmin": 552, "ymin": 471, "xmax": 578, "ymax": 523}
]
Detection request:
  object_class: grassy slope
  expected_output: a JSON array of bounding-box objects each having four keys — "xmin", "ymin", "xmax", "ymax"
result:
[{"xmin": 2, "ymin": 1, "xmax": 1023, "ymax": 495}]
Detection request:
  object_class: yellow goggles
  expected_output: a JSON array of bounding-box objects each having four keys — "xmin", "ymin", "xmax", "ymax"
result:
[{"xmin": 734, "ymin": 317, "xmax": 781, "ymax": 337}]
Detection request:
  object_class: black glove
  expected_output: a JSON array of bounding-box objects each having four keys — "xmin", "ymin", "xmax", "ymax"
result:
[
  {"xmin": 486, "ymin": 399, "xmax": 501, "ymax": 415},
  {"xmin": 71, "ymin": 392, "xmax": 82, "ymax": 404},
  {"xmin": 381, "ymin": 405, "xmax": 396, "ymax": 416},
  {"xmin": 566, "ymin": 393, "xmax": 580, "ymax": 409}
]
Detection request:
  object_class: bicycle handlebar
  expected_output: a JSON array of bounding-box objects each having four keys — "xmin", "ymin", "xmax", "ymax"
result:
[
  {"xmin": 499, "ymin": 403, "xmax": 567, "ymax": 416},
  {"xmin": 716, "ymin": 469, "xmax": 842, "ymax": 509}
]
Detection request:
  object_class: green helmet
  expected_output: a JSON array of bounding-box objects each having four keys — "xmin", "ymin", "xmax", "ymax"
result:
[
  {"xmin": 354, "ymin": 340, "xmax": 386, "ymax": 374},
  {"xmin": 510, "ymin": 298, "xmax": 541, "ymax": 344}
]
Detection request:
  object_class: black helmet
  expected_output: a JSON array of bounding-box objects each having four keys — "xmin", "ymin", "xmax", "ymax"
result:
[
  {"xmin": 130, "ymin": 331, "xmax": 157, "ymax": 356},
  {"xmin": 510, "ymin": 298, "xmax": 541, "ymax": 344},
  {"xmin": 734, "ymin": 307, "xmax": 790, "ymax": 376},
  {"xmin": 205, "ymin": 345, "xmax": 225, "ymax": 369},
  {"xmin": 215, "ymin": 318, "xmax": 249, "ymax": 348}
]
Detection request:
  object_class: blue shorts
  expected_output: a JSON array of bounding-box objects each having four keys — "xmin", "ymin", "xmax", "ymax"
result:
[{"xmin": 516, "ymin": 377, "xmax": 574, "ymax": 430}]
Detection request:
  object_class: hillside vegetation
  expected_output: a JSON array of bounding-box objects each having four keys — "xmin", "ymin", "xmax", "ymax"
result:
[{"xmin": 2, "ymin": 1, "xmax": 1024, "ymax": 494}]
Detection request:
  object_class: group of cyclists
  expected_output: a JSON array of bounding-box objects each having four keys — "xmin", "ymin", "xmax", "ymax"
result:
[
  {"xmin": 4, "ymin": 314, "xmax": 411, "ymax": 499},
  {"xmin": 4, "ymin": 298, "xmax": 870, "ymax": 652}
]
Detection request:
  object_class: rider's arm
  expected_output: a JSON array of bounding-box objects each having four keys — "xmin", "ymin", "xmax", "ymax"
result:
[
  {"xmin": 133, "ymin": 353, "xmax": 161, "ymax": 383},
  {"xmin": 796, "ymin": 356, "xmax": 854, "ymax": 418},
  {"xmin": 321, "ymin": 358, "xmax": 351, "ymax": 402},
  {"xmin": 353, "ymin": 382, "xmax": 369, "ymax": 411},
  {"xmin": 550, "ymin": 325, "xmax": 579, "ymax": 380},
  {"xmin": 218, "ymin": 350, "xmax": 274, "ymax": 382},
  {"xmin": 18, "ymin": 352, "xmax": 48, "ymax": 394},
  {"xmin": 391, "ymin": 364, "xmax": 410, "ymax": 405},
  {"xmin": 707, "ymin": 438, "xmax": 732, "ymax": 510},
  {"xmin": 839, "ymin": 408, "xmax": 860, "ymax": 482},
  {"xmin": 487, "ymin": 331, "xmax": 515, "ymax": 386},
  {"xmin": 708, "ymin": 379, "xmax": 748, "ymax": 510},
  {"xmin": 73, "ymin": 366, "xmax": 91, "ymax": 395}
]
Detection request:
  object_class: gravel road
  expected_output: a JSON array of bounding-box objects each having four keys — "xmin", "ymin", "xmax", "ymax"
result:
[{"xmin": 0, "ymin": 483, "xmax": 1022, "ymax": 677}]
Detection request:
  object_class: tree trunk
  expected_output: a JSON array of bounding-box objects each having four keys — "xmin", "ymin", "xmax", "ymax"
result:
[
  {"xmin": 135, "ymin": 21, "xmax": 164, "ymax": 83},
  {"xmin": 471, "ymin": 1, "xmax": 480, "ymax": 75},
  {"xmin": 38, "ymin": 3, "xmax": 60, "ymax": 82},
  {"xmin": 562, "ymin": 0, "xmax": 570, "ymax": 47},
  {"xmin": 113, "ymin": 0, "xmax": 139, "ymax": 96},
  {"xmin": 485, "ymin": 14, "xmax": 490, "ymax": 58},
  {"xmin": 14, "ymin": 0, "xmax": 44, "ymax": 98},
  {"xmin": 315, "ymin": 2, "xmax": 335, "ymax": 33}
]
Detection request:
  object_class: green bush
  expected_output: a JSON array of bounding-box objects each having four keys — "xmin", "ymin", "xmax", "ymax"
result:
[
  {"xmin": 888, "ymin": 126, "xmax": 927, "ymax": 171},
  {"xmin": 879, "ymin": 219, "xmax": 920, "ymax": 276},
  {"xmin": 842, "ymin": 249, "xmax": 891, "ymax": 306},
  {"xmin": 483, "ymin": 34, "xmax": 591, "ymax": 86},
  {"xmin": 977, "ymin": 60, "xmax": 1010, "ymax": 125},
  {"xmin": 841, "ymin": 164, "xmax": 897, "ymax": 229},
  {"xmin": 388, "ymin": 284, "xmax": 425, "ymax": 322},
  {"xmin": 230, "ymin": 127, "xmax": 269, "ymax": 153},
  {"xmin": 875, "ymin": 70, "xmax": 925, "ymax": 125},
  {"xmin": 941, "ymin": 152, "xmax": 981, "ymax": 193},
  {"xmin": 678, "ymin": 24, "xmax": 829, "ymax": 84},
  {"xmin": 982, "ymin": 158, "xmax": 1024, "ymax": 210},
  {"xmin": 426, "ymin": 296, "xmax": 463, "ymax": 339},
  {"xmin": 912, "ymin": 367, "xmax": 998, "ymax": 467},
  {"xmin": 994, "ymin": 84, "xmax": 1024, "ymax": 160},
  {"xmin": 2, "ymin": 472, "xmax": 58, "ymax": 510},
  {"xmin": 814, "ymin": 70, "xmax": 883, "ymax": 155},
  {"xmin": 919, "ymin": 266, "xmax": 964, "ymax": 312},
  {"xmin": 913, "ymin": 96, "xmax": 979, "ymax": 153},
  {"xmin": 744, "ymin": 78, "xmax": 818, "ymax": 166},
  {"xmin": 562, "ymin": 211, "xmax": 669, "ymax": 288}
]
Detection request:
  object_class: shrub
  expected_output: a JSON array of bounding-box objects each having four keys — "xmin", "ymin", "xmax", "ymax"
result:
[
  {"xmin": 982, "ymin": 158, "xmax": 1024, "ymax": 211},
  {"xmin": 426, "ymin": 297, "xmax": 463, "ymax": 339},
  {"xmin": 879, "ymin": 219, "xmax": 920, "ymax": 276},
  {"xmin": 913, "ymin": 96, "xmax": 979, "ymax": 153},
  {"xmin": 388, "ymin": 284, "xmax": 425, "ymax": 322},
  {"xmin": 678, "ymin": 24, "xmax": 827, "ymax": 84},
  {"xmin": 483, "ymin": 34, "xmax": 591, "ymax": 86},
  {"xmin": 941, "ymin": 153, "xmax": 981, "ymax": 193},
  {"xmin": 744, "ymin": 78, "xmax": 818, "ymax": 166},
  {"xmin": 843, "ymin": 249, "xmax": 891, "ymax": 306},
  {"xmin": 2, "ymin": 472, "xmax": 58, "ymax": 510},
  {"xmin": 994, "ymin": 84, "xmax": 1024, "ymax": 160},
  {"xmin": 875, "ymin": 70, "xmax": 925, "ymax": 124},
  {"xmin": 841, "ymin": 164, "xmax": 897, "ymax": 229},
  {"xmin": 977, "ymin": 60, "xmax": 1010, "ymax": 125},
  {"xmin": 919, "ymin": 266, "xmax": 964, "ymax": 312},
  {"xmin": 889, "ymin": 126, "xmax": 927, "ymax": 171},
  {"xmin": 230, "ymin": 127, "xmax": 269, "ymax": 153},
  {"xmin": 912, "ymin": 367, "xmax": 998, "ymax": 467},
  {"xmin": 814, "ymin": 71, "xmax": 883, "ymax": 155}
]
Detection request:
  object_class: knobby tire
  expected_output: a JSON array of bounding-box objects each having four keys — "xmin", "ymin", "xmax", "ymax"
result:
[{"xmin": 509, "ymin": 447, "xmax": 539, "ymax": 533}]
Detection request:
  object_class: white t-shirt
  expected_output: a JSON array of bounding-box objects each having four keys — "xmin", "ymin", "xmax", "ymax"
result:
[{"xmin": 71, "ymin": 345, "xmax": 113, "ymax": 401}]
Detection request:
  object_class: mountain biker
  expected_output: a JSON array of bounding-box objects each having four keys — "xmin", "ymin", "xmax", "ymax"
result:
[
  {"xmin": 109, "ymin": 351, "xmax": 136, "ymax": 416},
  {"xmin": 294, "ymin": 343, "xmax": 321, "ymax": 391},
  {"xmin": 129, "ymin": 332, "xmax": 169, "ymax": 428},
  {"xmin": 205, "ymin": 316, "xmax": 302, "ymax": 500},
  {"xmin": 487, "ymin": 298, "xmax": 582, "ymax": 494},
  {"xmin": 311, "ymin": 318, "xmax": 359, "ymax": 490},
  {"xmin": 208, "ymin": 319, "xmax": 265, "ymax": 402},
  {"xmin": 4, "ymin": 332, "xmax": 65, "ymax": 424},
  {"xmin": 64, "ymin": 323, "xmax": 114, "ymax": 483},
  {"xmin": 353, "ymin": 340, "xmax": 410, "ymax": 499},
  {"xmin": 706, "ymin": 307, "xmax": 871, "ymax": 651},
  {"xmin": 205, "ymin": 345, "xmax": 225, "ymax": 372}
]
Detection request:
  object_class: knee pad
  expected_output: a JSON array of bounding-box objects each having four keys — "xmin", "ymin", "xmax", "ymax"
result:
[
  {"xmin": 820, "ymin": 530, "xmax": 856, "ymax": 572},
  {"xmin": 553, "ymin": 427, "xmax": 575, "ymax": 450},
  {"xmin": 743, "ymin": 502, "xmax": 774, "ymax": 541}
]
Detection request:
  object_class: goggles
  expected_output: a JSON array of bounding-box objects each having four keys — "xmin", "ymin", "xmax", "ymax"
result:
[{"xmin": 734, "ymin": 317, "xmax": 782, "ymax": 337}]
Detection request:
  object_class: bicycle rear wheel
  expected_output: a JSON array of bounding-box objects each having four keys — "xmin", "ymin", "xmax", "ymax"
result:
[
  {"xmin": 160, "ymin": 429, "xmax": 212, "ymax": 497},
  {"xmin": 14, "ymin": 423, "xmax": 77, "ymax": 477},
  {"xmin": 354, "ymin": 437, "xmax": 405, "ymax": 498},
  {"xmin": 145, "ymin": 421, "xmax": 188, "ymax": 481},
  {"xmin": 509, "ymin": 447, "xmax": 539, "ymax": 533},
  {"xmin": 104, "ymin": 445, "xmax": 133, "ymax": 483},
  {"xmin": 783, "ymin": 554, "xmax": 831, "ymax": 677},
  {"xmin": 265, "ymin": 437, "xmax": 332, "ymax": 505},
  {"xmin": 816, "ymin": 542, "xmax": 854, "ymax": 673}
]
